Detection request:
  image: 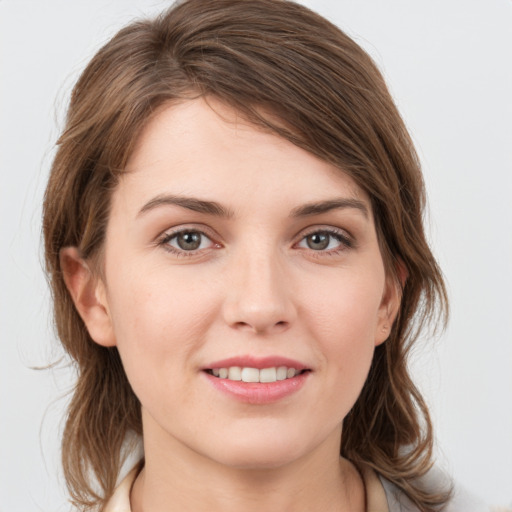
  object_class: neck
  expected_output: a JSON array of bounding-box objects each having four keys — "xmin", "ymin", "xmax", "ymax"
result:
[{"xmin": 131, "ymin": 415, "xmax": 365, "ymax": 512}]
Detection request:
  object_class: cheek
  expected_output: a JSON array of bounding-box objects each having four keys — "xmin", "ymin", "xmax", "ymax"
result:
[
  {"xmin": 109, "ymin": 263, "xmax": 217, "ymax": 339},
  {"xmin": 303, "ymin": 270, "xmax": 384, "ymax": 343},
  {"xmin": 301, "ymin": 271, "xmax": 383, "ymax": 395},
  {"xmin": 105, "ymin": 269, "xmax": 220, "ymax": 397}
]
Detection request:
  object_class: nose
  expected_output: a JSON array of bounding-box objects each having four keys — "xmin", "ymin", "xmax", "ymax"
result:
[{"xmin": 221, "ymin": 246, "xmax": 296, "ymax": 335}]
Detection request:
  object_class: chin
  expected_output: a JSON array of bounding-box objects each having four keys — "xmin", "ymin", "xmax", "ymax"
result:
[{"xmin": 206, "ymin": 434, "xmax": 309, "ymax": 470}]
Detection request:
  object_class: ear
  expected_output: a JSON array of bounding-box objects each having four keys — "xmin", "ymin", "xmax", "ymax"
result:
[
  {"xmin": 60, "ymin": 247, "xmax": 116, "ymax": 347},
  {"xmin": 375, "ymin": 260, "xmax": 408, "ymax": 346}
]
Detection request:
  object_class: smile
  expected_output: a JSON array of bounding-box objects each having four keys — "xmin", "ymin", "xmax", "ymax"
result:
[
  {"xmin": 206, "ymin": 366, "xmax": 307, "ymax": 383},
  {"xmin": 203, "ymin": 357, "xmax": 311, "ymax": 403}
]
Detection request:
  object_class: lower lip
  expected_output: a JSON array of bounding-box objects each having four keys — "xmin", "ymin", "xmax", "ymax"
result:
[{"xmin": 203, "ymin": 371, "xmax": 310, "ymax": 404}]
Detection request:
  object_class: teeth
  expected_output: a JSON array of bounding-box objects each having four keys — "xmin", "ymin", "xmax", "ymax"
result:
[
  {"xmin": 259, "ymin": 367, "xmax": 277, "ymax": 383},
  {"xmin": 276, "ymin": 366, "xmax": 287, "ymax": 380},
  {"xmin": 228, "ymin": 366, "xmax": 242, "ymax": 381},
  {"xmin": 211, "ymin": 366, "xmax": 300, "ymax": 383},
  {"xmin": 241, "ymin": 367, "xmax": 260, "ymax": 382}
]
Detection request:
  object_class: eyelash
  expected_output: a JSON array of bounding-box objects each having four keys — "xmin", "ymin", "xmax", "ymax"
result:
[
  {"xmin": 296, "ymin": 228, "xmax": 354, "ymax": 256},
  {"xmin": 157, "ymin": 227, "xmax": 354, "ymax": 258},
  {"xmin": 157, "ymin": 227, "xmax": 218, "ymax": 258}
]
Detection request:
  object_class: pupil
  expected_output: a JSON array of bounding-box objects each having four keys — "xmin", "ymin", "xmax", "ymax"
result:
[
  {"xmin": 307, "ymin": 233, "xmax": 329, "ymax": 250},
  {"xmin": 178, "ymin": 232, "xmax": 201, "ymax": 250}
]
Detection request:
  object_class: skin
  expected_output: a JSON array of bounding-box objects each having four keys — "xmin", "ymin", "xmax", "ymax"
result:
[{"xmin": 62, "ymin": 98, "xmax": 400, "ymax": 511}]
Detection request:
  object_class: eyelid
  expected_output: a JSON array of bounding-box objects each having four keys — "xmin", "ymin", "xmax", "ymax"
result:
[
  {"xmin": 299, "ymin": 225, "xmax": 352, "ymax": 238},
  {"xmin": 156, "ymin": 224, "xmax": 222, "ymax": 256},
  {"xmin": 294, "ymin": 225, "xmax": 355, "ymax": 252}
]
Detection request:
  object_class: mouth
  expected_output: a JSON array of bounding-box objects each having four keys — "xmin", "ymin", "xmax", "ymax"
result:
[
  {"xmin": 202, "ymin": 356, "xmax": 311, "ymax": 403},
  {"xmin": 205, "ymin": 366, "xmax": 310, "ymax": 383}
]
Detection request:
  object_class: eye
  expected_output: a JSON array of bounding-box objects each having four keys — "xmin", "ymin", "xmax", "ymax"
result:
[
  {"xmin": 296, "ymin": 229, "xmax": 352, "ymax": 253},
  {"xmin": 159, "ymin": 229, "xmax": 217, "ymax": 255}
]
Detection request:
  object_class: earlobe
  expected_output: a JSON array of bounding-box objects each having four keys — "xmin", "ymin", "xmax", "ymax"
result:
[{"xmin": 60, "ymin": 247, "xmax": 116, "ymax": 347}]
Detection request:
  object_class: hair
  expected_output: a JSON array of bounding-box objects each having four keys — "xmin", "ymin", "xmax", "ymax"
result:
[{"xmin": 43, "ymin": 0, "xmax": 450, "ymax": 510}]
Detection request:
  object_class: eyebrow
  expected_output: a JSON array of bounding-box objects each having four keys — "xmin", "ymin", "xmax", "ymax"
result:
[
  {"xmin": 138, "ymin": 194, "xmax": 234, "ymax": 218},
  {"xmin": 290, "ymin": 198, "xmax": 369, "ymax": 219},
  {"xmin": 137, "ymin": 194, "xmax": 369, "ymax": 220}
]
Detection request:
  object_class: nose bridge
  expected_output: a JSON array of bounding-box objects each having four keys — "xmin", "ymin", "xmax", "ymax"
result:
[{"xmin": 223, "ymin": 239, "xmax": 295, "ymax": 334}]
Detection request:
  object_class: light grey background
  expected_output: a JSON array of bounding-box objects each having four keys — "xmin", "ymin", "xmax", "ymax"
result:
[{"xmin": 1, "ymin": 0, "xmax": 511, "ymax": 510}]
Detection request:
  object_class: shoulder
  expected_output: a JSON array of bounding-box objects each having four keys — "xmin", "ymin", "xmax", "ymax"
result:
[{"xmin": 378, "ymin": 466, "xmax": 497, "ymax": 512}]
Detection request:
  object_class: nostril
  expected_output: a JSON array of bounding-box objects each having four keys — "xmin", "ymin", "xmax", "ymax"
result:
[
  {"xmin": 234, "ymin": 321, "xmax": 251, "ymax": 329},
  {"xmin": 232, "ymin": 320, "xmax": 289, "ymax": 333}
]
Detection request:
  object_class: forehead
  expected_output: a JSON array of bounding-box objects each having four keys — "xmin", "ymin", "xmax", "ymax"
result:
[{"xmin": 116, "ymin": 98, "xmax": 371, "ymax": 217}]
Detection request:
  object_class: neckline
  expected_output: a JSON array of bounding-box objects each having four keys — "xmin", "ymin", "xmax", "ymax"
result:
[
  {"xmin": 105, "ymin": 460, "xmax": 389, "ymax": 512},
  {"xmin": 357, "ymin": 463, "xmax": 390, "ymax": 512}
]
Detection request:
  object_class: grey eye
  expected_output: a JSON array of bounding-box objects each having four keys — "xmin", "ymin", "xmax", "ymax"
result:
[
  {"xmin": 297, "ymin": 229, "xmax": 351, "ymax": 252},
  {"xmin": 160, "ymin": 228, "xmax": 217, "ymax": 256},
  {"xmin": 175, "ymin": 231, "xmax": 203, "ymax": 250},
  {"xmin": 305, "ymin": 232, "xmax": 330, "ymax": 250}
]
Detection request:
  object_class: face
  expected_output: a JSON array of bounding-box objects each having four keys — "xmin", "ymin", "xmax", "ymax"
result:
[{"xmin": 73, "ymin": 98, "xmax": 398, "ymax": 470}]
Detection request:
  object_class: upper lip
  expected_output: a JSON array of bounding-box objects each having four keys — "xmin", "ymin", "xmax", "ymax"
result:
[{"xmin": 204, "ymin": 355, "xmax": 309, "ymax": 371}]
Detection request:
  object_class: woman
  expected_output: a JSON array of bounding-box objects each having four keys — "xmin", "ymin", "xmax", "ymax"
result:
[{"xmin": 42, "ymin": 0, "xmax": 489, "ymax": 510}]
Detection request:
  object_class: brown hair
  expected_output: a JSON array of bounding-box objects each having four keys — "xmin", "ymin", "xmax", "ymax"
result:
[{"xmin": 43, "ymin": 0, "xmax": 449, "ymax": 510}]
